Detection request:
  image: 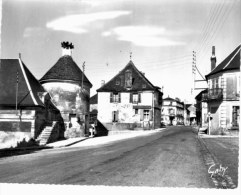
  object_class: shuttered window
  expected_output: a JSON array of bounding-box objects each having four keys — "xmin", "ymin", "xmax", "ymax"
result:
[
  {"xmin": 130, "ymin": 93, "xmax": 141, "ymax": 103},
  {"xmin": 110, "ymin": 92, "xmax": 121, "ymax": 103}
]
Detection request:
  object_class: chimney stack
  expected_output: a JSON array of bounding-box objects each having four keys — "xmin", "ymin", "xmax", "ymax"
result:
[
  {"xmin": 101, "ymin": 80, "xmax": 105, "ymax": 87},
  {"xmin": 210, "ymin": 46, "xmax": 216, "ymax": 71},
  {"xmin": 61, "ymin": 41, "xmax": 74, "ymax": 56}
]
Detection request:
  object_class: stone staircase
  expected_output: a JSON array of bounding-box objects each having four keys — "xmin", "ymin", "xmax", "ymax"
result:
[{"xmin": 37, "ymin": 122, "xmax": 56, "ymax": 145}]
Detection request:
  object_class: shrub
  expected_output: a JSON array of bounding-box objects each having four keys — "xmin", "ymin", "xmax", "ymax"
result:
[{"xmin": 15, "ymin": 138, "xmax": 40, "ymax": 148}]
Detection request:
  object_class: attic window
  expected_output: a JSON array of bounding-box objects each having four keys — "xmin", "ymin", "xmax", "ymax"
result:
[
  {"xmin": 116, "ymin": 79, "xmax": 120, "ymax": 85},
  {"xmin": 125, "ymin": 70, "xmax": 132, "ymax": 88},
  {"xmin": 142, "ymin": 84, "xmax": 146, "ymax": 88}
]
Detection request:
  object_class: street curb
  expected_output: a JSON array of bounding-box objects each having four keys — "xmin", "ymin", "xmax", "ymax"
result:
[
  {"xmin": 196, "ymin": 134, "xmax": 237, "ymax": 189},
  {"xmin": 48, "ymin": 137, "xmax": 90, "ymax": 148}
]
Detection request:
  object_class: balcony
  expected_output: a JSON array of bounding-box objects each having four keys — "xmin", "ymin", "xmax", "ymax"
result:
[{"xmin": 202, "ymin": 88, "xmax": 223, "ymax": 102}]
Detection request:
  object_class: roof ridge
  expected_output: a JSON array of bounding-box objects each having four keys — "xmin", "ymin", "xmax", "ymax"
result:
[
  {"xmin": 18, "ymin": 59, "xmax": 38, "ymax": 106},
  {"xmin": 223, "ymin": 45, "xmax": 241, "ymax": 70}
]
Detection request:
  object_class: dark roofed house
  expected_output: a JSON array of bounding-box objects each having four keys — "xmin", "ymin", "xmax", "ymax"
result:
[
  {"xmin": 0, "ymin": 58, "xmax": 64, "ymax": 148},
  {"xmin": 200, "ymin": 44, "xmax": 240, "ymax": 134},
  {"xmin": 96, "ymin": 60, "xmax": 163, "ymax": 134},
  {"xmin": 39, "ymin": 42, "xmax": 93, "ymax": 138}
]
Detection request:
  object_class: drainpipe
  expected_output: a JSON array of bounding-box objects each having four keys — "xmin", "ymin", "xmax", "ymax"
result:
[{"xmin": 152, "ymin": 92, "xmax": 155, "ymax": 129}]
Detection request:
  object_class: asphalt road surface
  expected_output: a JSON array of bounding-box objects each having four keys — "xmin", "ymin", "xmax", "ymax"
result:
[{"xmin": 0, "ymin": 126, "xmax": 213, "ymax": 188}]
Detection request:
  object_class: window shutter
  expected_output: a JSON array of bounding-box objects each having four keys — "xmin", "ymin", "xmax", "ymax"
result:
[
  {"xmin": 110, "ymin": 93, "xmax": 113, "ymax": 103},
  {"xmin": 112, "ymin": 111, "xmax": 114, "ymax": 122},
  {"xmin": 116, "ymin": 110, "xmax": 119, "ymax": 121},
  {"xmin": 140, "ymin": 109, "xmax": 144, "ymax": 121},
  {"xmin": 130, "ymin": 93, "xmax": 133, "ymax": 103},
  {"xmin": 138, "ymin": 93, "xmax": 141, "ymax": 103},
  {"xmin": 149, "ymin": 110, "xmax": 153, "ymax": 121},
  {"xmin": 118, "ymin": 93, "xmax": 121, "ymax": 103}
]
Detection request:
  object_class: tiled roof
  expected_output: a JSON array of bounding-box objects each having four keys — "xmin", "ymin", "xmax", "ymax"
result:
[
  {"xmin": 97, "ymin": 60, "xmax": 159, "ymax": 92},
  {"xmin": 0, "ymin": 59, "xmax": 45, "ymax": 108},
  {"xmin": 90, "ymin": 94, "xmax": 98, "ymax": 104},
  {"xmin": 206, "ymin": 44, "xmax": 240, "ymax": 78},
  {"xmin": 40, "ymin": 55, "xmax": 92, "ymax": 88}
]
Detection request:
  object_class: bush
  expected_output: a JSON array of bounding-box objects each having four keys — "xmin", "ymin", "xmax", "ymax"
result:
[{"xmin": 15, "ymin": 138, "xmax": 40, "ymax": 148}]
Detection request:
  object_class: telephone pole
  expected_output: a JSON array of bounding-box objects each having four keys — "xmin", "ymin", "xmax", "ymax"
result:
[{"xmin": 81, "ymin": 61, "xmax": 85, "ymax": 91}]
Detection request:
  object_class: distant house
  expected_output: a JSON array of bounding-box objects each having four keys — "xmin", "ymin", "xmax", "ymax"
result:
[
  {"xmin": 97, "ymin": 60, "xmax": 163, "ymax": 133},
  {"xmin": 0, "ymin": 58, "xmax": 63, "ymax": 148},
  {"xmin": 185, "ymin": 104, "xmax": 196, "ymax": 125},
  {"xmin": 39, "ymin": 42, "xmax": 93, "ymax": 137},
  {"xmin": 89, "ymin": 93, "xmax": 98, "ymax": 124},
  {"xmin": 161, "ymin": 97, "xmax": 184, "ymax": 125},
  {"xmin": 201, "ymin": 45, "xmax": 240, "ymax": 134},
  {"xmin": 195, "ymin": 89, "xmax": 208, "ymax": 127}
]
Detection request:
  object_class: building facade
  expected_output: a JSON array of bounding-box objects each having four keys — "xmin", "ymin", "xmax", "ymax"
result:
[
  {"xmin": 97, "ymin": 60, "xmax": 163, "ymax": 133},
  {"xmin": 39, "ymin": 42, "xmax": 93, "ymax": 137},
  {"xmin": 201, "ymin": 45, "xmax": 240, "ymax": 134},
  {"xmin": 0, "ymin": 58, "xmax": 63, "ymax": 148},
  {"xmin": 161, "ymin": 97, "xmax": 184, "ymax": 125}
]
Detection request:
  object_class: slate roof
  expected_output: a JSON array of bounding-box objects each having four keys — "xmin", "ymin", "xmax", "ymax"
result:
[
  {"xmin": 40, "ymin": 55, "xmax": 92, "ymax": 88},
  {"xmin": 90, "ymin": 94, "xmax": 98, "ymax": 104},
  {"xmin": 97, "ymin": 60, "xmax": 160, "ymax": 92},
  {"xmin": 0, "ymin": 59, "xmax": 46, "ymax": 108},
  {"xmin": 206, "ymin": 44, "xmax": 240, "ymax": 78}
]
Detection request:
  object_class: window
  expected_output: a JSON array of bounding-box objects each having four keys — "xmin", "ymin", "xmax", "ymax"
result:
[
  {"xmin": 116, "ymin": 79, "xmax": 120, "ymax": 85},
  {"xmin": 110, "ymin": 92, "xmax": 121, "ymax": 103},
  {"xmin": 130, "ymin": 93, "xmax": 141, "ymax": 103},
  {"xmin": 135, "ymin": 109, "xmax": 138, "ymax": 114},
  {"xmin": 144, "ymin": 110, "xmax": 150, "ymax": 120},
  {"xmin": 125, "ymin": 70, "xmax": 132, "ymax": 88},
  {"xmin": 112, "ymin": 111, "xmax": 118, "ymax": 122},
  {"xmin": 133, "ymin": 94, "xmax": 138, "ymax": 103},
  {"xmin": 211, "ymin": 78, "xmax": 219, "ymax": 89}
]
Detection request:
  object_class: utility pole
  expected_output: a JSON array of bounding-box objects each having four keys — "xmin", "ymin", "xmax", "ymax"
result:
[
  {"xmin": 81, "ymin": 61, "xmax": 85, "ymax": 91},
  {"xmin": 192, "ymin": 51, "xmax": 196, "ymax": 94},
  {"xmin": 15, "ymin": 71, "xmax": 19, "ymax": 113}
]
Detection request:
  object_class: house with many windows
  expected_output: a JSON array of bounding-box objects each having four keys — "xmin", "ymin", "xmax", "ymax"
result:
[
  {"xmin": 201, "ymin": 45, "xmax": 240, "ymax": 134},
  {"xmin": 161, "ymin": 97, "xmax": 184, "ymax": 125},
  {"xmin": 97, "ymin": 60, "xmax": 163, "ymax": 134}
]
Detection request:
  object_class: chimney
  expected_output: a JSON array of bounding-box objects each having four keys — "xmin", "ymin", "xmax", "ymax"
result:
[
  {"xmin": 210, "ymin": 46, "xmax": 216, "ymax": 71},
  {"xmin": 61, "ymin": 41, "xmax": 74, "ymax": 56},
  {"xmin": 101, "ymin": 80, "xmax": 105, "ymax": 87}
]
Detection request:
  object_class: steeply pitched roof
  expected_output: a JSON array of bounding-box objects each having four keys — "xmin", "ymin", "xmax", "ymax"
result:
[
  {"xmin": 97, "ymin": 60, "xmax": 159, "ymax": 92},
  {"xmin": 0, "ymin": 59, "xmax": 46, "ymax": 108},
  {"xmin": 40, "ymin": 55, "xmax": 92, "ymax": 88},
  {"xmin": 206, "ymin": 44, "xmax": 240, "ymax": 78},
  {"xmin": 90, "ymin": 94, "xmax": 98, "ymax": 104}
]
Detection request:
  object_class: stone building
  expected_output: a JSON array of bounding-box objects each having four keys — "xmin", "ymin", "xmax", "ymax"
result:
[
  {"xmin": 0, "ymin": 58, "xmax": 63, "ymax": 148},
  {"xmin": 39, "ymin": 42, "xmax": 93, "ymax": 137},
  {"xmin": 97, "ymin": 60, "xmax": 163, "ymax": 134}
]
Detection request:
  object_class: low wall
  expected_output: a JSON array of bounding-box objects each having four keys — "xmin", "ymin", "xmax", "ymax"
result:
[{"xmin": 0, "ymin": 131, "xmax": 31, "ymax": 149}]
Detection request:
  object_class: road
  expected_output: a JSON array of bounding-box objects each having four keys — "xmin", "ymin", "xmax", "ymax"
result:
[
  {"xmin": 200, "ymin": 136, "xmax": 239, "ymax": 187},
  {"xmin": 0, "ymin": 126, "xmax": 213, "ymax": 187}
]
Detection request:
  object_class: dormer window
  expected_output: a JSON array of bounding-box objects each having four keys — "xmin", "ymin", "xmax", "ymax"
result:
[
  {"xmin": 125, "ymin": 70, "xmax": 132, "ymax": 88},
  {"xmin": 116, "ymin": 79, "xmax": 120, "ymax": 85}
]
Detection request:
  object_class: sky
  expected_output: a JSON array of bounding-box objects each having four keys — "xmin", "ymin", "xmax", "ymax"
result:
[{"xmin": 1, "ymin": 0, "xmax": 240, "ymax": 103}]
